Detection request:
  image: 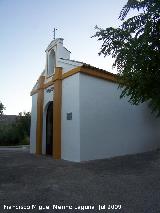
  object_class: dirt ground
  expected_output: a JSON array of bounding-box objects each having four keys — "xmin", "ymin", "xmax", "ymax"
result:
[{"xmin": 0, "ymin": 149, "xmax": 160, "ymax": 213}]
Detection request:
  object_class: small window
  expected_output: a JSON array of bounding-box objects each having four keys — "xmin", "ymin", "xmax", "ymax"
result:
[
  {"xmin": 47, "ymin": 49, "xmax": 56, "ymax": 75},
  {"xmin": 67, "ymin": 112, "xmax": 72, "ymax": 120}
]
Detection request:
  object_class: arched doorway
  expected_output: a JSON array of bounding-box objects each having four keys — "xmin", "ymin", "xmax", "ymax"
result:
[{"xmin": 46, "ymin": 102, "xmax": 53, "ymax": 155}]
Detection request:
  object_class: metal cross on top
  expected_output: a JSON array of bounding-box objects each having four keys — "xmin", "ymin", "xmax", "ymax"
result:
[{"xmin": 53, "ymin": 28, "xmax": 58, "ymax": 40}]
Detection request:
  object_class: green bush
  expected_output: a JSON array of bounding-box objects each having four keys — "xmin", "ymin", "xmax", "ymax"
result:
[
  {"xmin": 0, "ymin": 112, "xmax": 31, "ymax": 146},
  {"xmin": 0, "ymin": 123, "xmax": 18, "ymax": 145},
  {"xmin": 21, "ymin": 136, "xmax": 30, "ymax": 145}
]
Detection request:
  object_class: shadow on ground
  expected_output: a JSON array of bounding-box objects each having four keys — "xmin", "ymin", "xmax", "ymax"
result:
[{"xmin": 0, "ymin": 149, "xmax": 160, "ymax": 213}]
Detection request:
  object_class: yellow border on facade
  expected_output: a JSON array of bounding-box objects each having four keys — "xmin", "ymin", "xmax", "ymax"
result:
[
  {"xmin": 80, "ymin": 67, "xmax": 117, "ymax": 82},
  {"xmin": 31, "ymin": 65, "xmax": 117, "ymax": 158},
  {"xmin": 30, "ymin": 66, "xmax": 117, "ymax": 95},
  {"xmin": 53, "ymin": 67, "xmax": 62, "ymax": 159},
  {"xmin": 62, "ymin": 67, "xmax": 80, "ymax": 79},
  {"xmin": 34, "ymin": 69, "xmax": 62, "ymax": 158},
  {"xmin": 62, "ymin": 66, "xmax": 117, "ymax": 82}
]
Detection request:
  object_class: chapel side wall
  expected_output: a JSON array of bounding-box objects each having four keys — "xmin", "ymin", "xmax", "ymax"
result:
[
  {"xmin": 61, "ymin": 73, "xmax": 80, "ymax": 162},
  {"xmin": 30, "ymin": 93, "xmax": 38, "ymax": 153},
  {"xmin": 79, "ymin": 73, "xmax": 160, "ymax": 161}
]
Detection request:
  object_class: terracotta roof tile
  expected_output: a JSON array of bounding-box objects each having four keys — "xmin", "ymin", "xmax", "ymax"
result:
[{"xmin": 60, "ymin": 58, "xmax": 116, "ymax": 76}]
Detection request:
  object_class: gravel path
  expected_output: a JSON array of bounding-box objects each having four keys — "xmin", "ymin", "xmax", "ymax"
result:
[{"xmin": 0, "ymin": 149, "xmax": 160, "ymax": 213}]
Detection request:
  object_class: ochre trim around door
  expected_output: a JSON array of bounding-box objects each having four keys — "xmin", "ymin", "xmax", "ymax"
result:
[
  {"xmin": 36, "ymin": 76, "xmax": 45, "ymax": 155},
  {"xmin": 53, "ymin": 67, "xmax": 62, "ymax": 159},
  {"xmin": 31, "ymin": 65, "xmax": 117, "ymax": 159}
]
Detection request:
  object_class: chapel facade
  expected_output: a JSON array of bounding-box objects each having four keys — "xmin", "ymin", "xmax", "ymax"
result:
[{"xmin": 30, "ymin": 38, "xmax": 160, "ymax": 162}]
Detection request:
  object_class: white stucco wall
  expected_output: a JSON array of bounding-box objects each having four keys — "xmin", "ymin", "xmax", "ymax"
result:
[
  {"xmin": 79, "ymin": 73, "xmax": 160, "ymax": 161},
  {"xmin": 30, "ymin": 94, "xmax": 38, "ymax": 153},
  {"xmin": 59, "ymin": 59, "xmax": 82, "ymax": 73},
  {"xmin": 61, "ymin": 73, "xmax": 80, "ymax": 162},
  {"xmin": 59, "ymin": 61, "xmax": 77, "ymax": 73}
]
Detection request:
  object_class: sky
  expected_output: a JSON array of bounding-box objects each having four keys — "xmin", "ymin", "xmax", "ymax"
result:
[{"xmin": 0, "ymin": 0, "xmax": 128, "ymax": 115}]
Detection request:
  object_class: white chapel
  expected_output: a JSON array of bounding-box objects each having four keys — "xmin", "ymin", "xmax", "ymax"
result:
[{"xmin": 30, "ymin": 38, "xmax": 160, "ymax": 162}]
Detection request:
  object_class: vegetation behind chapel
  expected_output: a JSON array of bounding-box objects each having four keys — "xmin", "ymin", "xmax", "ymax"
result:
[
  {"xmin": 93, "ymin": 0, "xmax": 160, "ymax": 116},
  {"xmin": 0, "ymin": 112, "xmax": 31, "ymax": 146}
]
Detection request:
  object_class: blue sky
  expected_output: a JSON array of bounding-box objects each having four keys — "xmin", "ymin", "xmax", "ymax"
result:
[{"xmin": 0, "ymin": 0, "xmax": 127, "ymax": 115}]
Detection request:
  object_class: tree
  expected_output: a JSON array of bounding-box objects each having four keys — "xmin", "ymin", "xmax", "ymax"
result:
[
  {"xmin": 16, "ymin": 112, "xmax": 31, "ymax": 138},
  {"xmin": 0, "ymin": 111, "xmax": 31, "ymax": 146},
  {"xmin": 93, "ymin": 0, "xmax": 160, "ymax": 115},
  {"xmin": 13, "ymin": 112, "xmax": 31, "ymax": 144},
  {"xmin": 0, "ymin": 101, "xmax": 5, "ymax": 115}
]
